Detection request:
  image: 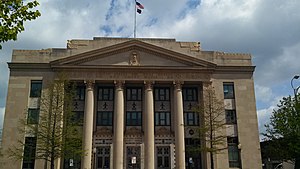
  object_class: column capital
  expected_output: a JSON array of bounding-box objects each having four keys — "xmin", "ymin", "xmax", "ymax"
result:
[
  {"xmin": 144, "ymin": 81, "xmax": 154, "ymax": 90},
  {"xmin": 173, "ymin": 81, "xmax": 184, "ymax": 90},
  {"xmin": 84, "ymin": 80, "xmax": 95, "ymax": 89},
  {"xmin": 114, "ymin": 80, "xmax": 125, "ymax": 90}
]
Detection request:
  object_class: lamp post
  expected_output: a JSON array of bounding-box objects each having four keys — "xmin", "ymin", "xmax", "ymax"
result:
[
  {"xmin": 291, "ymin": 75, "xmax": 300, "ymax": 102},
  {"xmin": 291, "ymin": 75, "xmax": 300, "ymax": 169}
]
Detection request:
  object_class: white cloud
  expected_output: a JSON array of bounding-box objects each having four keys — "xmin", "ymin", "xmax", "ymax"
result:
[{"xmin": 255, "ymin": 85, "xmax": 273, "ymax": 103}]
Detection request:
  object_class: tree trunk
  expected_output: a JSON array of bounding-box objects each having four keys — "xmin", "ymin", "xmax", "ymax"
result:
[
  {"xmin": 294, "ymin": 157, "xmax": 300, "ymax": 169},
  {"xmin": 210, "ymin": 152, "xmax": 214, "ymax": 169}
]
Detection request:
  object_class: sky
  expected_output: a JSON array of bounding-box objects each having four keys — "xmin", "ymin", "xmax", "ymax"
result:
[{"xmin": 0, "ymin": 0, "xmax": 300, "ymax": 139}]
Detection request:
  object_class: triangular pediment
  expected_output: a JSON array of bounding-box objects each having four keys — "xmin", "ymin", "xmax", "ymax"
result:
[{"xmin": 50, "ymin": 40, "xmax": 216, "ymax": 69}]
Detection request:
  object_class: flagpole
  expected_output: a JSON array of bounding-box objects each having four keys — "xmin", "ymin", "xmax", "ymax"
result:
[{"xmin": 134, "ymin": 0, "xmax": 137, "ymax": 38}]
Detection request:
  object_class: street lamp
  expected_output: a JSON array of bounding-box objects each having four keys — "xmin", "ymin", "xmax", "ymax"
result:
[{"xmin": 291, "ymin": 75, "xmax": 300, "ymax": 100}]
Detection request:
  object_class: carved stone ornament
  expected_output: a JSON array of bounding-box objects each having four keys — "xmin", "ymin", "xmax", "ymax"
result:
[
  {"xmin": 129, "ymin": 51, "xmax": 140, "ymax": 66},
  {"xmin": 173, "ymin": 81, "xmax": 184, "ymax": 90},
  {"xmin": 84, "ymin": 80, "xmax": 94, "ymax": 89},
  {"xmin": 114, "ymin": 80, "xmax": 125, "ymax": 90},
  {"xmin": 144, "ymin": 81, "xmax": 154, "ymax": 90}
]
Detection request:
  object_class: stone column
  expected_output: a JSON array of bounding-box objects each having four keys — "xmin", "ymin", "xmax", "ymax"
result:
[
  {"xmin": 144, "ymin": 81, "xmax": 155, "ymax": 169},
  {"xmin": 174, "ymin": 81, "xmax": 186, "ymax": 169},
  {"xmin": 82, "ymin": 80, "xmax": 95, "ymax": 169},
  {"xmin": 113, "ymin": 81, "xmax": 125, "ymax": 169}
]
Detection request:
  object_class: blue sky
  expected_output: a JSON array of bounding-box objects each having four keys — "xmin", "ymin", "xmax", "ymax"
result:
[{"xmin": 0, "ymin": 0, "xmax": 300, "ymax": 139}]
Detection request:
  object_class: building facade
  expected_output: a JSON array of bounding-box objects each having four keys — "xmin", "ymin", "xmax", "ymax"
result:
[{"xmin": 1, "ymin": 37, "xmax": 262, "ymax": 169}]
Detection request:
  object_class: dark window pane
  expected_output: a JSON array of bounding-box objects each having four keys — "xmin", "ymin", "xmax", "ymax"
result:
[
  {"xmin": 27, "ymin": 109, "xmax": 39, "ymax": 124},
  {"xmin": 30, "ymin": 81, "xmax": 42, "ymax": 97},
  {"xmin": 223, "ymin": 83, "xmax": 235, "ymax": 99},
  {"xmin": 226, "ymin": 110, "xmax": 237, "ymax": 124},
  {"xmin": 22, "ymin": 137, "xmax": 37, "ymax": 169}
]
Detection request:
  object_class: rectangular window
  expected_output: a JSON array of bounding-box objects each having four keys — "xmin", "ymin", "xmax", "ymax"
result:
[
  {"xmin": 226, "ymin": 110, "xmax": 237, "ymax": 124},
  {"xmin": 27, "ymin": 109, "xmax": 39, "ymax": 124},
  {"xmin": 183, "ymin": 88, "xmax": 198, "ymax": 101},
  {"xmin": 75, "ymin": 86, "xmax": 85, "ymax": 100},
  {"xmin": 97, "ymin": 146, "xmax": 110, "ymax": 169},
  {"xmin": 155, "ymin": 88, "xmax": 170, "ymax": 101},
  {"xmin": 155, "ymin": 112, "xmax": 170, "ymax": 126},
  {"xmin": 126, "ymin": 112, "xmax": 142, "ymax": 126},
  {"xmin": 30, "ymin": 80, "xmax": 42, "ymax": 97},
  {"xmin": 184, "ymin": 112, "xmax": 199, "ymax": 126},
  {"xmin": 227, "ymin": 137, "xmax": 241, "ymax": 168},
  {"xmin": 22, "ymin": 137, "xmax": 37, "ymax": 169},
  {"xmin": 223, "ymin": 83, "xmax": 235, "ymax": 99},
  {"xmin": 97, "ymin": 111, "xmax": 113, "ymax": 126},
  {"xmin": 98, "ymin": 87, "xmax": 114, "ymax": 101},
  {"xmin": 127, "ymin": 88, "xmax": 142, "ymax": 101},
  {"xmin": 157, "ymin": 147, "xmax": 170, "ymax": 169}
]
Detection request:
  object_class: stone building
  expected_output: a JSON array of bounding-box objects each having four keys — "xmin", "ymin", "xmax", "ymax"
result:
[{"xmin": 1, "ymin": 37, "xmax": 262, "ymax": 169}]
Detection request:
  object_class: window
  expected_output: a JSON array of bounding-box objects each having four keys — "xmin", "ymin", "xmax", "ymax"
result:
[
  {"xmin": 126, "ymin": 112, "xmax": 142, "ymax": 126},
  {"xmin": 155, "ymin": 112, "xmax": 170, "ymax": 126},
  {"xmin": 155, "ymin": 88, "xmax": 170, "ymax": 101},
  {"xmin": 223, "ymin": 83, "xmax": 235, "ymax": 99},
  {"xmin": 22, "ymin": 137, "xmax": 37, "ymax": 169},
  {"xmin": 27, "ymin": 109, "xmax": 39, "ymax": 124},
  {"xmin": 75, "ymin": 86, "xmax": 85, "ymax": 100},
  {"xmin": 30, "ymin": 80, "xmax": 42, "ymax": 97},
  {"xmin": 227, "ymin": 137, "xmax": 241, "ymax": 168},
  {"xmin": 184, "ymin": 112, "xmax": 199, "ymax": 126},
  {"xmin": 98, "ymin": 87, "xmax": 114, "ymax": 101},
  {"xmin": 226, "ymin": 110, "xmax": 237, "ymax": 124},
  {"xmin": 97, "ymin": 147, "xmax": 110, "ymax": 169},
  {"xmin": 157, "ymin": 147, "xmax": 170, "ymax": 169},
  {"xmin": 97, "ymin": 112, "xmax": 113, "ymax": 126},
  {"xmin": 183, "ymin": 88, "xmax": 198, "ymax": 101},
  {"xmin": 127, "ymin": 88, "xmax": 142, "ymax": 101}
]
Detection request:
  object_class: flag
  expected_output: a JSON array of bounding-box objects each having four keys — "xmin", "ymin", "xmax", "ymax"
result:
[
  {"xmin": 136, "ymin": 1, "xmax": 144, "ymax": 9},
  {"xmin": 137, "ymin": 8, "xmax": 142, "ymax": 14}
]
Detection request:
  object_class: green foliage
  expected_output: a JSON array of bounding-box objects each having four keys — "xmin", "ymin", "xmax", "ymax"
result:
[
  {"xmin": 7, "ymin": 74, "xmax": 82, "ymax": 169},
  {"xmin": 0, "ymin": 0, "xmax": 41, "ymax": 49},
  {"xmin": 263, "ymin": 94, "xmax": 300, "ymax": 167}
]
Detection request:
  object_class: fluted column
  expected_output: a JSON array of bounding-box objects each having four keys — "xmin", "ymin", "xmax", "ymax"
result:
[
  {"xmin": 82, "ymin": 80, "xmax": 95, "ymax": 169},
  {"xmin": 174, "ymin": 81, "xmax": 186, "ymax": 169},
  {"xmin": 113, "ymin": 81, "xmax": 125, "ymax": 169},
  {"xmin": 144, "ymin": 81, "xmax": 155, "ymax": 169}
]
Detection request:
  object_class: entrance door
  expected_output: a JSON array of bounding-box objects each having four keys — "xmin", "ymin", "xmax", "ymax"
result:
[
  {"xmin": 96, "ymin": 146, "xmax": 110, "ymax": 169},
  {"xmin": 126, "ymin": 146, "xmax": 141, "ymax": 169},
  {"xmin": 156, "ymin": 146, "xmax": 171, "ymax": 169},
  {"xmin": 185, "ymin": 138, "xmax": 202, "ymax": 169}
]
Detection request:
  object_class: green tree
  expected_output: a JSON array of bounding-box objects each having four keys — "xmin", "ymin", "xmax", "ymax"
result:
[
  {"xmin": 264, "ymin": 94, "xmax": 300, "ymax": 169},
  {"xmin": 191, "ymin": 87, "xmax": 227, "ymax": 169},
  {"xmin": 8, "ymin": 74, "xmax": 82, "ymax": 169},
  {"xmin": 0, "ymin": 0, "xmax": 41, "ymax": 49}
]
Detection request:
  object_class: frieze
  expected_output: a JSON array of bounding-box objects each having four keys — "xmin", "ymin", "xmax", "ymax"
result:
[{"xmin": 67, "ymin": 71, "xmax": 211, "ymax": 81}]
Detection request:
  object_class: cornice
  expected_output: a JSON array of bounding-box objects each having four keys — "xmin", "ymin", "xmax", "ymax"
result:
[
  {"xmin": 215, "ymin": 65, "xmax": 255, "ymax": 73},
  {"xmin": 8, "ymin": 63, "xmax": 51, "ymax": 71},
  {"xmin": 50, "ymin": 39, "xmax": 217, "ymax": 68}
]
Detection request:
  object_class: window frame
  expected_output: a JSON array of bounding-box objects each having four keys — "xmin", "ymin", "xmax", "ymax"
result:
[
  {"xmin": 183, "ymin": 87, "xmax": 198, "ymax": 101},
  {"xmin": 96, "ymin": 111, "xmax": 113, "ymax": 126},
  {"xmin": 155, "ymin": 112, "xmax": 171, "ymax": 126},
  {"xmin": 154, "ymin": 87, "xmax": 170, "ymax": 101},
  {"xmin": 75, "ymin": 86, "xmax": 85, "ymax": 101},
  {"xmin": 126, "ymin": 87, "xmax": 142, "ymax": 101},
  {"xmin": 27, "ymin": 108, "xmax": 40, "ymax": 124},
  {"xmin": 98, "ymin": 87, "xmax": 114, "ymax": 101},
  {"xmin": 184, "ymin": 112, "xmax": 199, "ymax": 126},
  {"xmin": 126, "ymin": 111, "xmax": 142, "ymax": 126},
  {"xmin": 223, "ymin": 83, "xmax": 235, "ymax": 99},
  {"xmin": 225, "ymin": 110, "xmax": 237, "ymax": 124},
  {"xmin": 30, "ymin": 80, "xmax": 42, "ymax": 98},
  {"xmin": 227, "ymin": 137, "xmax": 241, "ymax": 168},
  {"xmin": 22, "ymin": 137, "xmax": 37, "ymax": 169}
]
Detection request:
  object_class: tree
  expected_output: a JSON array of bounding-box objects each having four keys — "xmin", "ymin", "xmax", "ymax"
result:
[
  {"xmin": 8, "ymin": 74, "xmax": 82, "ymax": 169},
  {"xmin": 263, "ymin": 94, "xmax": 300, "ymax": 169},
  {"xmin": 191, "ymin": 86, "xmax": 227, "ymax": 169},
  {"xmin": 0, "ymin": 0, "xmax": 41, "ymax": 49}
]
